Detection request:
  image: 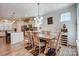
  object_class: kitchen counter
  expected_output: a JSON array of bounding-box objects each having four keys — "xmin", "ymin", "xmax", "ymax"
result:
[{"xmin": 11, "ymin": 32, "xmax": 24, "ymax": 44}]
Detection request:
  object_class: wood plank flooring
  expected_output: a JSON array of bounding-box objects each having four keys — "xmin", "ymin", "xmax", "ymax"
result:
[
  {"xmin": 0, "ymin": 41, "xmax": 77, "ymax": 56},
  {"xmin": 0, "ymin": 42, "xmax": 33, "ymax": 56}
]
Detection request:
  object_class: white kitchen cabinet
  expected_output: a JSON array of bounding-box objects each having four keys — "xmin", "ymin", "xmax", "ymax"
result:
[{"xmin": 11, "ymin": 32, "xmax": 24, "ymax": 44}]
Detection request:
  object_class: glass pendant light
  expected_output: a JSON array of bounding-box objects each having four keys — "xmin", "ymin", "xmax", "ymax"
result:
[{"xmin": 34, "ymin": 3, "xmax": 43, "ymax": 30}]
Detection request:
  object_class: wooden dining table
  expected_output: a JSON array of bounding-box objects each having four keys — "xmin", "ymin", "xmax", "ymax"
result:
[
  {"xmin": 25, "ymin": 31, "xmax": 54, "ymax": 45},
  {"xmin": 39, "ymin": 34, "xmax": 53, "ymax": 40},
  {"xmin": 39, "ymin": 32, "xmax": 57, "ymax": 50}
]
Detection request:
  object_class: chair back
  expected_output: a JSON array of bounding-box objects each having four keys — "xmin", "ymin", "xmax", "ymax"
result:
[
  {"xmin": 24, "ymin": 31, "xmax": 32, "ymax": 43},
  {"xmin": 32, "ymin": 32, "xmax": 40, "ymax": 45},
  {"xmin": 25, "ymin": 31, "xmax": 30, "ymax": 37}
]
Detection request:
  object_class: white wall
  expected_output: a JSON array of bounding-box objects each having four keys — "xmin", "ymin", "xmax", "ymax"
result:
[
  {"xmin": 42, "ymin": 4, "xmax": 77, "ymax": 46},
  {"xmin": 77, "ymin": 4, "xmax": 79, "ymax": 40}
]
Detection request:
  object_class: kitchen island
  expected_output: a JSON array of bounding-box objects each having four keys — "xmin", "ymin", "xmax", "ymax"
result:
[{"xmin": 11, "ymin": 32, "xmax": 24, "ymax": 44}]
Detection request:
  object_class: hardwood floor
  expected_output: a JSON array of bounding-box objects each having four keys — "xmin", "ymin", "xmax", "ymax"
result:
[
  {"xmin": 0, "ymin": 41, "xmax": 77, "ymax": 56},
  {"xmin": 0, "ymin": 42, "xmax": 33, "ymax": 56}
]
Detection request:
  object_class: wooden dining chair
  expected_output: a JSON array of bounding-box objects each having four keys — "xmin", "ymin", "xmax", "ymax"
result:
[
  {"xmin": 24, "ymin": 31, "xmax": 30, "ymax": 44},
  {"xmin": 32, "ymin": 31, "xmax": 45, "ymax": 54},
  {"xmin": 44, "ymin": 32, "xmax": 61, "ymax": 55},
  {"xmin": 43, "ymin": 31, "xmax": 51, "ymax": 43},
  {"xmin": 50, "ymin": 32, "xmax": 61, "ymax": 55},
  {"xmin": 43, "ymin": 31, "xmax": 52, "ymax": 55},
  {"xmin": 24, "ymin": 31, "xmax": 34, "ymax": 48}
]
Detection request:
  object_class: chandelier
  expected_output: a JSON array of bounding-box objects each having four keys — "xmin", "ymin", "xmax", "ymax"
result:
[{"xmin": 34, "ymin": 3, "xmax": 43, "ymax": 27}]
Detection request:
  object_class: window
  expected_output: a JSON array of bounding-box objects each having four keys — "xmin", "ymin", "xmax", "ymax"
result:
[{"xmin": 60, "ymin": 12, "xmax": 71, "ymax": 22}]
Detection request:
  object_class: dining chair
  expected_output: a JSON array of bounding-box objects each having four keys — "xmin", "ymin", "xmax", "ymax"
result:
[
  {"xmin": 44, "ymin": 32, "xmax": 61, "ymax": 55},
  {"xmin": 24, "ymin": 31, "xmax": 33, "ymax": 48},
  {"xmin": 44, "ymin": 31, "xmax": 51, "ymax": 47},
  {"xmin": 24, "ymin": 31, "xmax": 30, "ymax": 44},
  {"xmin": 42, "ymin": 31, "xmax": 51, "ymax": 41},
  {"xmin": 32, "ymin": 31, "xmax": 45, "ymax": 54},
  {"xmin": 43, "ymin": 31, "xmax": 52, "ymax": 54},
  {"xmin": 50, "ymin": 32, "xmax": 61, "ymax": 54}
]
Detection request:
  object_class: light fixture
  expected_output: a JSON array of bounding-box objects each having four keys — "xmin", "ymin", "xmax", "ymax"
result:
[
  {"xmin": 34, "ymin": 3, "xmax": 43, "ymax": 27},
  {"xmin": 10, "ymin": 12, "xmax": 15, "ymax": 20},
  {"xmin": 34, "ymin": 3, "xmax": 43, "ymax": 20},
  {"xmin": 10, "ymin": 12, "xmax": 16, "ymax": 24},
  {"xmin": 11, "ymin": 20, "xmax": 15, "ymax": 24}
]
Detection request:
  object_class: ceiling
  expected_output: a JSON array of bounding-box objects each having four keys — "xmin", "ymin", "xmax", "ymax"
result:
[{"xmin": 0, "ymin": 3, "xmax": 74, "ymax": 20}]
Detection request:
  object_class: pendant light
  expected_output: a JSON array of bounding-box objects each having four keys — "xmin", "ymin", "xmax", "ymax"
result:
[
  {"xmin": 34, "ymin": 3, "xmax": 43, "ymax": 27},
  {"xmin": 10, "ymin": 12, "xmax": 16, "ymax": 24}
]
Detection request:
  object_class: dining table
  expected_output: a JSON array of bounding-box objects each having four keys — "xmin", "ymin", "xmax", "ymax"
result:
[
  {"xmin": 26, "ymin": 31, "xmax": 55, "ymax": 45},
  {"xmin": 25, "ymin": 30, "xmax": 56, "ymax": 43},
  {"xmin": 38, "ymin": 32, "xmax": 57, "ymax": 50},
  {"xmin": 39, "ymin": 33, "xmax": 53, "ymax": 40}
]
